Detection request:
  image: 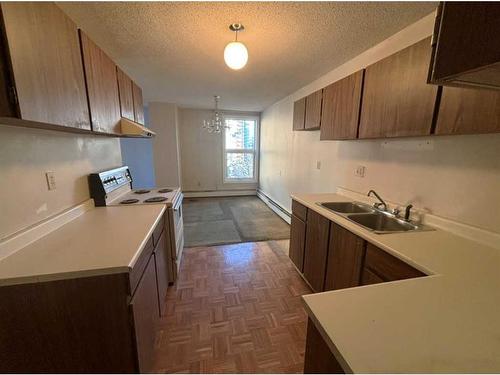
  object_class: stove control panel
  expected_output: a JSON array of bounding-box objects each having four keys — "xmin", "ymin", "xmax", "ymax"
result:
[{"xmin": 88, "ymin": 166, "xmax": 132, "ymax": 206}]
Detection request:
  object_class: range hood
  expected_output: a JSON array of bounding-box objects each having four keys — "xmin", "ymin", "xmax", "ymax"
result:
[{"xmin": 120, "ymin": 118, "xmax": 156, "ymax": 137}]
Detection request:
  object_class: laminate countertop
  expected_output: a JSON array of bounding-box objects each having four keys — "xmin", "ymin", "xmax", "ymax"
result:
[
  {"xmin": 293, "ymin": 193, "xmax": 500, "ymax": 373},
  {"xmin": 0, "ymin": 204, "xmax": 165, "ymax": 286}
]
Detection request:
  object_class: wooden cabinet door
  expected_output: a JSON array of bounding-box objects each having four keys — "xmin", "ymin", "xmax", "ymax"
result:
[
  {"xmin": 293, "ymin": 97, "xmax": 306, "ymax": 130},
  {"xmin": 435, "ymin": 86, "xmax": 500, "ymax": 135},
  {"xmin": 304, "ymin": 318, "xmax": 344, "ymax": 374},
  {"xmin": 428, "ymin": 2, "xmax": 500, "ymax": 89},
  {"xmin": 291, "ymin": 199, "xmax": 308, "ymax": 221},
  {"xmin": 359, "ymin": 37, "xmax": 438, "ymax": 138},
  {"xmin": 303, "ymin": 210, "xmax": 330, "ymax": 292},
  {"xmin": 363, "ymin": 243, "xmax": 425, "ymax": 282},
  {"xmin": 153, "ymin": 231, "xmax": 169, "ymax": 317},
  {"xmin": 132, "ymin": 81, "xmax": 145, "ymax": 125},
  {"xmin": 130, "ymin": 255, "xmax": 159, "ymax": 373},
  {"xmin": 79, "ymin": 30, "xmax": 121, "ymax": 134},
  {"xmin": 1, "ymin": 2, "xmax": 90, "ymax": 129},
  {"xmin": 320, "ymin": 70, "xmax": 364, "ymax": 140},
  {"xmin": 289, "ymin": 214, "xmax": 306, "ymax": 272},
  {"xmin": 304, "ymin": 89, "xmax": 323, "ymax": 130},
  {"xmin": 116, "ymin": 67, "xmax": 135, "ymax": 121},
  {"xmin": 324, "ymin": 223, "xmax": 365, "ymax": 291}
]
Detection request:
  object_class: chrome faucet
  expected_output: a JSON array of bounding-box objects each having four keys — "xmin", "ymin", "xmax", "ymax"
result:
[{"xmin": 367, "ymin": 190, "xmax": 388, "ymax": 211}]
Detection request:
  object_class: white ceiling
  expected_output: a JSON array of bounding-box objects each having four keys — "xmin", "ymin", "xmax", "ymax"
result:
[{"xmin": 58, "ymin": 2, "xmax": 436, "ymax": 111}]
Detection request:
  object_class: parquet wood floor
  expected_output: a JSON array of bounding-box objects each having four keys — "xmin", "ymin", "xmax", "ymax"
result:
[{"xmin": 153, "ymin": 241, "xmax": 312, "ymax": 373}]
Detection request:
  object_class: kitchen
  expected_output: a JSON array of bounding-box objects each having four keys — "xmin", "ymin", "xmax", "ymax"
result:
[{"xmin": 0, "ymin": 1, "xmax": 500, "ymax": 374}]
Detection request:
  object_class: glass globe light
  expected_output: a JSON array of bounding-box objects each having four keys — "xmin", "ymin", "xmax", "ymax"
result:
[{"xmin": 224, "ymin": 41, "xmax": 248, "ymax": 70}]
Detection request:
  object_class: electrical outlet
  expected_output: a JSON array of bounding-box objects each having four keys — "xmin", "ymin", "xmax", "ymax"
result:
[
  {"xmin": 355, "ymin": 165, "xmax": 366, "ymax": 178},
  {"xmin": 45, "ymin": 171, "xmax": 56, "ymax": 190},
  {"xmin": 316, "ymin": 161, "xmax": 321, "ymax": 170}
]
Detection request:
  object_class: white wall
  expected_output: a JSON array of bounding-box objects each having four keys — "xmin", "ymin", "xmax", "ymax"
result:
[
  {"xmin": 259, "ymin": 13, "xmax": 500, "ymax": 234},
  {"xmin": 178, "ymin": 108, "xmax": 260, "ymax": 192},
  {"xmin": 0, "ymin": 126, "xmax": 122, "ymax": 239},
  {"xmin": 149, "ymin": 102, "xmax": 181, "ymax": 187}
]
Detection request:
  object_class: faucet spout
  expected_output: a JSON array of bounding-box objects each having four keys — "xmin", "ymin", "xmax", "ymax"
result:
[{"xmin": 367, "ymin": 190, "xmax": 388, "ymax": 211}]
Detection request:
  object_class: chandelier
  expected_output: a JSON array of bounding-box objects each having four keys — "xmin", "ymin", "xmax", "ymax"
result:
[{"xmin": 202, "ymin": 95, "xmax": 227, "ymax": 133}]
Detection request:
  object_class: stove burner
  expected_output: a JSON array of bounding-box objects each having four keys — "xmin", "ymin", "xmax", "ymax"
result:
[
  {"xmin": 158, "ymin": 188, "xmax": 173, "ymax": 193},
  {"xmin": 144, "ymin": 196, "xmax": 168, "ymax": 203},
  {"xmin": 120, "ymin": 199, "xmax": 139, "ymax": 204},
  {"xmin": 134, "ymin": 189, "xmax": 150, "ymax": 194}
]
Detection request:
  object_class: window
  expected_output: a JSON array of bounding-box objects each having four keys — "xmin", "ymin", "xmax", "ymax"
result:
[{"xmin": 223, "ymin": 116, "xmax": 259, "ymax": 182}]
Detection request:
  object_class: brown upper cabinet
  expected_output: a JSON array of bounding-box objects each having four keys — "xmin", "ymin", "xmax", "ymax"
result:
[
  {"xmin": 116, "ymin": 67, "xmax": 135, "ymax": 121},
  {"xmin": 359, "ymin": 37, "xmax": 439, "ymax": 138},
  {"xmin": 0, "ymin": 2, "xmax": 90, "ymax": 129},
  {"xmin": 435, "ymin": 86, "xmax": 500, "ymax": 135},
  {"xmin": 132, "ymin": 81, "xmax": 145, "ymax": 125},
  {"xmin": 293, "ymin": 97, "xmax": 306, "ymax": 131},
  {"xmin": 79, "ymin": 30, "xmax": 121, "ymax": 134},
  {"xmin": 304, "ymin": 89, "xmax": 323, "ymax": 130},
  {"xmin": 428, "ymin": 2, "xmax": 500, "ymax": 90},
  {"xmin": 320, "ymin": 70, "xmax": 364, "ymax": 140}
]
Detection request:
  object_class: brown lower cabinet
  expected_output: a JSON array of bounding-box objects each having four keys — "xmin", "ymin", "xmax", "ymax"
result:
[
  {"xmin": 303, "ymin": 209, "xmax": 330, "ymax": 292},
  {"xmin": 297, "ymin": 209, "xmax": 428, "ymax": 373},
  {"xmin": 0, "ymin": 214, "xmax": 170, "ymax": 373},
  {"xmin": 324, "ymin": 223, "xmax": 365, "ymax": 291},
  {"xmin": 154, "ymin": 230, "xmax": 170, "ymax": 316},
  {"xmin": 289, "ymin": 213, "xmax": 306, "ymax": 272},
  {"xmin": 361, "ymin": 242, "xmax": 425, "ymax": 284},
  {"xmin": 130, "ymin": 255, "xmax": 160, "ymax": 373},
  {"xmin": 289, "ymin": 206, "xmax": 427, "ymax": 292},
  {"xmin": 304, "ymin": 318, "xmax": 344, "ymax": 374}
]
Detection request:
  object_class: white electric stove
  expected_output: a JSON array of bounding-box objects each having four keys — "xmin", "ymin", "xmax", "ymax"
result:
[{"xmin": 88, "ymin": 166, "xmax": 184, "ymax": 283}]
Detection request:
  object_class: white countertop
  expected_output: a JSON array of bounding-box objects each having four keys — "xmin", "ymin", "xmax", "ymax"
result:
[
  {"xmin": 294, "ymin": 193, "xmax": 500, "ymax": 373},
  {"xmin": 0, "ymin": 204, "xmax": 165, "ymax": 286}
]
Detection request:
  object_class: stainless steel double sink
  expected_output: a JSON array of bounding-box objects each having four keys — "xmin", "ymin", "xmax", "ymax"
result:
[{"xmin": 317, "ymin": 201, "xmax": 434, "ymax": 234}]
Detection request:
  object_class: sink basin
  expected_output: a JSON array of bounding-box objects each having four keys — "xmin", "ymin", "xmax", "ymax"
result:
[
  {"xmin": 347, "ymin": 213, "xmax": 420, "ymax": 233},
  {"xmin": 319, "ymin": 201, "xmax": 374, "ymax": 214},
  {"xmin": 316, "ymin": 199, "xmax": 434, "ymax": 234}
]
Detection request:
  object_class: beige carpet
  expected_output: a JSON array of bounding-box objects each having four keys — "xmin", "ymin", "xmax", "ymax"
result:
[{"xmin": 183, "ymin": 196, "xmax": 290, "ymax": 247}]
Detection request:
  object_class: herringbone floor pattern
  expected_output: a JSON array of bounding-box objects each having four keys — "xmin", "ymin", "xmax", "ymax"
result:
[{"xmin": 153, "ymin": 241, "xmax": 312, "ymax": 373}]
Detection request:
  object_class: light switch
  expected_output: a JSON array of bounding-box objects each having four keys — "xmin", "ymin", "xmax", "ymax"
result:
[
  {"xmin": 355, "ymin": 165, "xmax": 366, "ymax": 178},
  {"xmin": 46, "ymin": 171, "xmax": 56, "ymax": 190}
]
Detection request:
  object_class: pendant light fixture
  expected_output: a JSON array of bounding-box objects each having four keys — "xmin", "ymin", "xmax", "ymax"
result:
[
  {"xmin": 202, "ymin": 95, "xmax": 227, "ymax": 133},
  {"xmin": 224, "ymin": 23, "xmax": 248, "ymax": 70}
]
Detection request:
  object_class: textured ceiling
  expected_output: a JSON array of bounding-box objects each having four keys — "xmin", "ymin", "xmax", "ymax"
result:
[{"xmin": 58, "ymin": 2, "xmax": 436, "ymax": 111}]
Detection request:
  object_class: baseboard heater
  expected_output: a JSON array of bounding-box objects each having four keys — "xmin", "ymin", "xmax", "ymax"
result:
[{"xmin": 257, "ymin": 190, "xmax": 291, "ymax": 219}]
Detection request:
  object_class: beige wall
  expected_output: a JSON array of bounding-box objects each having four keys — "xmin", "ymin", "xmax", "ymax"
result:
[
  {"xmin": 178, "ymin": 108, "xmax": 260, "ymax": 192},
  {"xmin": 259, "ymin": 13, "xmax": 500, "ymax": 234},
  {"xmin": 0, "ymin": 126, "xmax": 122, "ymax": 239},
  {"xmin": 149, "ymin": 102, "xmax": 181, "ymax": 187}
]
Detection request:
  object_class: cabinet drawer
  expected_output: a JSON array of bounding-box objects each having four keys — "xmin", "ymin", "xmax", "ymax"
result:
[
  {"xmin": 292, "ymin": 200, "xmax": 308, "ymax": 221},
  {"xmin": 152, "ymin": 214, "xmax": 165, "ymax": 247},
  {"xmin": 129, "ymin": 236, "xmax": 154, "ymax": 295},
  {"xmin": 364, "ymin": 243, "xmax": 425, "ymax": 282}
]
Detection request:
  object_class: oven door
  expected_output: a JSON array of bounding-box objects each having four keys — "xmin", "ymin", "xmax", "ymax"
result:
[{"xmin": 172, "ymin": 194, "xmax": 184, "ymax": 261}]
